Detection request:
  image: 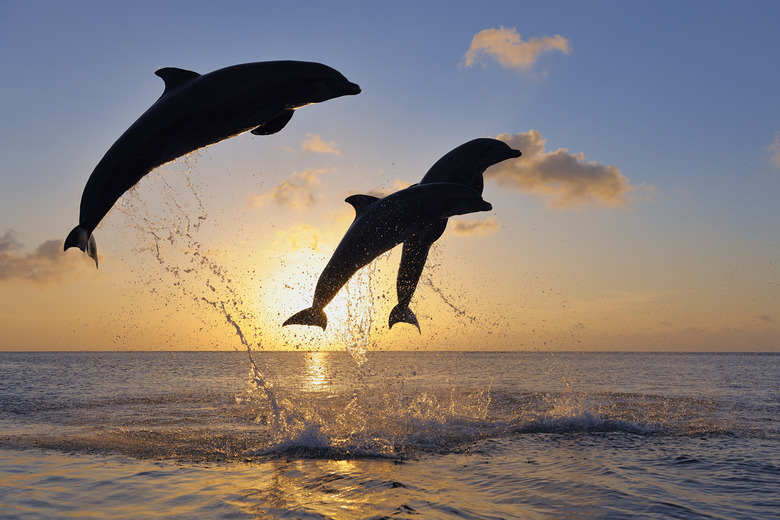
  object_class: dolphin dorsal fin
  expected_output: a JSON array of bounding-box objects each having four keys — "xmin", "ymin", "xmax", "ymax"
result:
[
  {"xmin": 155, "ymin": 67, "xmax": 200, "ymax": 97},
  {"xmin": 345, "ymin": 194, "xmax": 379, "ymax": 218}
]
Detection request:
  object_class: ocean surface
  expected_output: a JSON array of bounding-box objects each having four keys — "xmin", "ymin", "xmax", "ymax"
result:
[{"xmin": 0, "ymin": 350, "xmax": 777, "ymax": 519}]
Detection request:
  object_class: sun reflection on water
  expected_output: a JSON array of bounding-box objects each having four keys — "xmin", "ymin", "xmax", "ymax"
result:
[{"xmin": 304, "ymin": 351, "xmax": 329, "ymax": 392}]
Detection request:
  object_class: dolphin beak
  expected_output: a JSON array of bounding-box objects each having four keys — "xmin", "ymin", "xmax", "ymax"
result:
[
  {"xmin": 345, "ymin": 81, "xmax": 361, "ymax": 95},
  {"xmin": 510, "ymin": 149, "xmax": 522, "ymax": 158}
]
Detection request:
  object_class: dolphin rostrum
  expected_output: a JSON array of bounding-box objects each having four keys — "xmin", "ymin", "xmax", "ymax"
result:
[
  {"xmin": 64, "ymin": 61, "xmax": 361, "ymax": 267},
  {"xmin": 282, "ymin": 183, "xmax": 493, "ymax": 330},
  {"xmin": 389, "ymin": 138, "xmax": 522, "ymax": 331}
]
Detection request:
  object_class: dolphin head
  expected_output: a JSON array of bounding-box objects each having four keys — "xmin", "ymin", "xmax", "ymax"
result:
[
  {"xmin": 419, "ymin": 138, "xmax": 521, "ymax": 192},
  {"xmin": 305, "ymin": 74, "xmax": 361, "ymax": 103},
  {"xmin": 461, "ymin": 138, "xmax": 522, "ymax": 172},
  {"xmin": 278, "ymin": 61, "xmax": 361, "ymax": 108},
  {"xmin": 442, "ymin": 196, "xmax": 492, "ymax": 218},
  {"xmin": 413, "ymin": 182, "xmax": 493, "ymax": 219}
]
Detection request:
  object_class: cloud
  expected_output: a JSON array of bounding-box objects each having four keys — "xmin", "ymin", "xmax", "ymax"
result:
[
  {"xmin": 274, "ymin": 207, "xmax": 354, "ymax": 252},
  {"xmin": 0, "ymin": 229, "xmax": 89, "ymax": 284},
  {"xmin": 301, "ymin": 134, "xmax": 341, "ymax": 156},
  {"xmin": 487, "ymin": 130, "xmax": 636, "ymax": 209},
  {"xmin": 0, "ymin": 229, "xmax": 22, "ymax": 253},
  {"xmin": 393, "ymin": 179, "xmax": 415, "ymax": 191},
  {"xmin": 768, "ymin": 132, "xmax": 780, "ymax": 168},
  {"xmin": 449, "ymin": 217, "xmax": 500, "ymax": 236},
  {"xmin": 463, "ymin": 27, "xmax": 571, "ymax": 70},
  {"xmin": 276, "ymin": 223, "xmax": 329, "ymax": 252},
  {"xmin": 246, "ymin": 168, "xmax": 329, "ymax": 210}
]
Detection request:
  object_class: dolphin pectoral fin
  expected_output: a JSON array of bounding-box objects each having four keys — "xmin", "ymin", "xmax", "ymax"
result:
[
  {"xmin": 251, "ymin": 109, "xmax": 295, "ymax": 135},
  {"xmin": 388, "ymin": 304, "xmax": 421, "ymax": 333},
  {"xmin": 345, "ymin": 194, "xmax": 380, "ymax": 218},
  {"xmin": 64, "ymin": 226, "xmax": 99, "ymax": 268},
  {"xmin": 283, "ymin": 307, "xmax": 328, "ymax": 330},
  {"xmin": 155, "ymin": 67, "xmax": 201, "ymax": 97}
]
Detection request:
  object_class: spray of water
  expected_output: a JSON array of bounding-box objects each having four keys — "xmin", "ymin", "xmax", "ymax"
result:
[
  {"xmin": 338, "ymin": 258, "xmax": 380, "ymax": 366},
  {"xmin": 108, "ymin": 158, "xmax": 518, "ymax": 455},
  {"xmin": 112, "ymin": 156, "xmax": 283, "ymax": 425}
]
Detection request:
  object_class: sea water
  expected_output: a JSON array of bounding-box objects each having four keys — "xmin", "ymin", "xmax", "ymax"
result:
[
  {"xmin": 4, "ymin": 164, "xmax": 776, "ymax": 518},
  {"xmin": 0, "ymin": 350, "xmax": 777, "ymax": 519}
]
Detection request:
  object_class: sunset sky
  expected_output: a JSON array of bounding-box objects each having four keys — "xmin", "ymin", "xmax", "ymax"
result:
[{"xmin": 1, "ymin": 0, "xmax": 778, "ymax": 352}]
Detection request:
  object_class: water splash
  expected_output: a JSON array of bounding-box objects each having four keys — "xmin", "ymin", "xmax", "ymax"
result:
[
  {"xmin": 417, "ymin": 244, "xmax": 481, "ymax": 326},
  {"xmin": 112, "ymin": 156, "xmax": 282, "ymax": 425},
  {"xmin": 338, "ymin": 260, "xmax": 379, "ymax": 367},
  {"xmin": 105, "ymin": 159, "xmax": 520, "ymax": 454}
]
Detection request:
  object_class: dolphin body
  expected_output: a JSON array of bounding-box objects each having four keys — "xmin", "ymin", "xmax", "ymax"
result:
[
  {"xmin": 64, "ymin": 61, "xmax": 361, "ymax": 267},
  {"xmin": 389, "ymin": 138, "xmax": 522, "ymax": 331},
  {"xmin": 282, "ymin": 182, "xmax": 493, "ymax": 330}
]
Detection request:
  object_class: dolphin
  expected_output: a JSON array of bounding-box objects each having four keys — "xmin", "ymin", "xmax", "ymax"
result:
[
  {"xmin": 389, "ymin": 138, "xmax": 522, "ymax": 331},
  {"xmin": 64, "ymin": 60, "xmax": 361, "ymax": 267},
  {"xmin": 282, "ymin": 183, "xmax": 493, "ymax": 330}
]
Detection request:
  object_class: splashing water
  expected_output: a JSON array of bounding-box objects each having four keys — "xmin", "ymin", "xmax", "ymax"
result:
[
  {"xmin": 104, "ymin": 157, "xmax": 514, "ymax": 455},
  {"xmin": 111, "ymin": 155, "xmax": 281, "ymax": 424},
  {"xmin": 338, "ymin": 259, "xmax": 380, "ymax": 366},
  {"xmin": 418, "ymin": 244, "xmax": 481, "ymax": 326}
]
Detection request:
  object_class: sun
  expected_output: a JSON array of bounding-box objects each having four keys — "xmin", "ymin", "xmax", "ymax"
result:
[{"xmin": 251, "ymin": 251, "xmax": 361, "ymax": 347}]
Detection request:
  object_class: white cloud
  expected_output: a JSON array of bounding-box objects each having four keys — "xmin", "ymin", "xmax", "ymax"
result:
[
  {"xmin": 246, "ymin": 168, "xmax": 329, "ymax": 210},
  {"xmin": 463, "ymin": 26, "xmax": 571, "ymax": 70},
  {"xmin": 301, "ymin": 133, "xmax": 341, "ymax": 156},
  {"xmin": 488, "ymin": 131, "xmax": 636, "ymax": 209}
]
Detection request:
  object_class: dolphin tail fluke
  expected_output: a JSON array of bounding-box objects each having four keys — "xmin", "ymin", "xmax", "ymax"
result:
[
  {"xmin": 283, "ymin": 307, "xmax": 328, "ymax": 330},
  {"xmin": 64, "ymin": 225, "xmax": 99, "ymax": 268},
  {"xmin": 388, "ymin": 305, "xmax": 421, "ymax": 333}
]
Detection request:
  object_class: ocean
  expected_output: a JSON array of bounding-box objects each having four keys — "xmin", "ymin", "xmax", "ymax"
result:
[{"xmin": 0, "ymin": 350, "xmax": 777, "ymax": 519}]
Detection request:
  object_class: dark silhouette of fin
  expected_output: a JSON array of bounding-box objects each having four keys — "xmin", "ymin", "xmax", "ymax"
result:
[
  {"xmin": 64, "ymin": 225, "xmax": 98, "ymax": 268},
  {"xmin": 251, "ymin": 109, "xmax": 295, "ymax": 135},
  {"xmin": 155, "ymin": 67, "xmax": 200, "ymax": 97},
  {"xmin": 345, "ymin": 194, "xmax": 380, "ymax": 218},
  {"xmin": 283, "ymin": 307, "xmax": 328, "ymax": 329},
  {"xmin": 388, "ymin": 304, "xmax": 420, "ymax": 333}
]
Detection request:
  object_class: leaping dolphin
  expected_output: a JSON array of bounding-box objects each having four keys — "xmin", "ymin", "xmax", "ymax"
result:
[
  {"xmin": 282, "ymin": 183, "xmax": 493, "ymax": 330},
  {"xmin": 64, "ymin": 60, "xmax": 361, "ymax": 267},
  {"xmin": 389, "ymin": 138, "xmax": 522, "ymax": 331}
]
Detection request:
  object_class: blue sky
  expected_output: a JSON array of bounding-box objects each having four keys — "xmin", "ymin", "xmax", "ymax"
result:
[{"xmin": 1, "ymin": 0, "xmax": 778, "ymax": 351}]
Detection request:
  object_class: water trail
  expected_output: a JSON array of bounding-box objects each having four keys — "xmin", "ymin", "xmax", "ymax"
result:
[
  {"xmin": 338, "ymin": 259, "xmax": 379, "ymax": 367},
  {"xmin": 112, "ymin": 156, "xmax": 281, "ymax": 424},
  {"xmin": 197, "ymin": 297, "xmax": 281, "ymax": 424},
  {"xmin": 420, "ymin": 276, "xmax": 479, "ymax": 324},
  {"xmin": 417, "ymin": 244, "xmax": 481, "ymax": 326},
  {"xmin": 110, "ymin": 166, "xmax": 511, "ymax": 453}
]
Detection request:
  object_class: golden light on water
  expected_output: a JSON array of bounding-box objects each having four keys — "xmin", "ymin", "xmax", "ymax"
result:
[{"xmin": 304, "ymin": 351, "xmax": 329, "ymax": 391}]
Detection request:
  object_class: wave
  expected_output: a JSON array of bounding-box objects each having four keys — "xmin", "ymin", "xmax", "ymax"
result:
[{"xmin": 1, "ymin": 386, "xmax": 742, "ymax": 462}]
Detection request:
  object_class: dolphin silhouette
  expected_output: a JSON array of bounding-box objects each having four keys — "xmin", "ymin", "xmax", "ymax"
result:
[
  {"xmin": 64, "ymin": 61, "xmax": 361, "ymax": 267},
  {"xmin": 282, "ymin": 183, "xmax": 493, "ymax": 330},
  {"xmin": 389, "ymin": 138, "xmax": 522, "ymax": 331}
]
